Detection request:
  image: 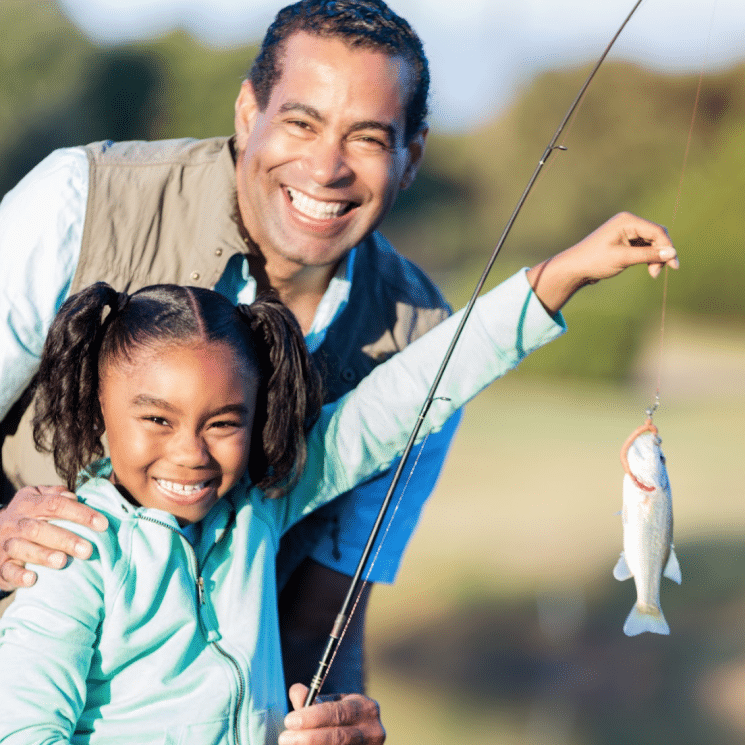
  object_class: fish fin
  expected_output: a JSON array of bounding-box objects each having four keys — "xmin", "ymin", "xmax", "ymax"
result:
[
  {"xmin": 623, "ymin": 603, "xmax": 670, "ymax": 636},
  {"xmin": 664, "ymin": 545, "xmax": 682, "ymax": 585},
  {"xmin": 613, "ymin": 553, "xmax": 633, "ymax": 581}
]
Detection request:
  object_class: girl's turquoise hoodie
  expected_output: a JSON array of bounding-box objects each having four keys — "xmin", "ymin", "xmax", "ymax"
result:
[{"xmin": 0, "ymin": 270, "xmax": 564, "ymax": 744}]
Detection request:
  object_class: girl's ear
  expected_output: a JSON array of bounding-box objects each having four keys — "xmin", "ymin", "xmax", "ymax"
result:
[{"xmin": 234, "ymin": 80, "xmax": 260, "ymax": 153}]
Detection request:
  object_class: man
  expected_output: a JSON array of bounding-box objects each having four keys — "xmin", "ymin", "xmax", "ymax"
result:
[
  {"xmin": 0, "ymin": 0, "xmax": 678, "ymax": 742},
  {"xmin": 0, "ymin": 2, "xmax": 456, "ymax": 742}
]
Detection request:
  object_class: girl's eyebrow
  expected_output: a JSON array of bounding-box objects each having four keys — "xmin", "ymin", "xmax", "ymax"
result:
[
  {"xmin": 209, "ymin": 404, "xmax": 250, "ymax": 418},
  {"xmin": 131, "ymin": 395, "xmax": 249, "ymax": 418},
  {"xmin": 131, "ymin": 394, "xmax": 177, "ymax": 411}
]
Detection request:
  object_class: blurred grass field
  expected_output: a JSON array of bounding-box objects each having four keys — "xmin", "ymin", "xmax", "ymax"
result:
[{"xmin": 364, "ymin": 315, "xmax": 745, "ymax": 745}]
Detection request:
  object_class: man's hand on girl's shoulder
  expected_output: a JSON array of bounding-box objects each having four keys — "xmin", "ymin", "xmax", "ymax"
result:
[{"xmin": 0, "ymin": 485, "xmax": 107, "ymax": 591}]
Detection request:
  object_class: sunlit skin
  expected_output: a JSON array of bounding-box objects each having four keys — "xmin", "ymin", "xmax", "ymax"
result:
[
  {"xmin": 233, "ymin": 32, "xmax": 427, "ymax": 327},
  {"xmin": 98, "ymin": 341, "xmax": 258, "ymax": 526}
]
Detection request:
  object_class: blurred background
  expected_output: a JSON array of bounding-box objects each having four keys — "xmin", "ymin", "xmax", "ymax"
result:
[{"xmin": 2, "ymin": 0, "xmax": 744, "ymax": 742}]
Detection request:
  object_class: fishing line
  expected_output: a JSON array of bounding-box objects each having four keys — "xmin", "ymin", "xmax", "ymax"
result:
[
  {"xmin": 307, "ymin": 429, "xmax": 434, "ymax": 697},
  {"xmin": 648, "ymin": 0, "xmax": 717, "ymax": 418},
  {"xmin": 304, "ymin": 0, "xmax": 648, "ymax": 707}
]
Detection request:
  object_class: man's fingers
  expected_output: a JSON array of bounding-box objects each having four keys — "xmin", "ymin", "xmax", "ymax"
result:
[
  {"xmin": 14, "ymin": 487, "xmax": 108, "ymax": 531},
  {"xmin": 288, "ymin": 683, "xmax": 309, "ymax": 713},
  {"xmin": 5, "ymin": 514, "xmax": 98, "ymax": 561},
  {"xmin": 0, "ymin": 559, "xmax": 36, "ymax": 590},
  {"xmin": 0, "ymin": 486, "xmax": 109, "ymax": 591},
  {"xmin": 285, "ymin": 686, "xmax": 382, "ymax": 742}
]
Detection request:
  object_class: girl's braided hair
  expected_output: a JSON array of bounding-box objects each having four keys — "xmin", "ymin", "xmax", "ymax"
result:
[{"xmin": 32, "ymin": 282, "xmax": 322, "ymax": 497}]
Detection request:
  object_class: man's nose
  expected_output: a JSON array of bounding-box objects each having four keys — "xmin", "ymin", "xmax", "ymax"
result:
[{"xmin": 304, "ymin": 136, "xmax": 354, "ymax": 186}]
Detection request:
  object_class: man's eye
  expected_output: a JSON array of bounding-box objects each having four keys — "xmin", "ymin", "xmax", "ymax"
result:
[
  {"xmin": 351, "ymin": 135, "xmax": 391, "ymax": 152},
  {"xmin": 286, "ymin": 119, "xmax": 313, "ymax": 132}
]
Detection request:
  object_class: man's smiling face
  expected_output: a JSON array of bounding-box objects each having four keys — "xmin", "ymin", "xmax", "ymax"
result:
[{"xmin": 233, "ymin": 31, "xmax": 426, "ymax": 274}]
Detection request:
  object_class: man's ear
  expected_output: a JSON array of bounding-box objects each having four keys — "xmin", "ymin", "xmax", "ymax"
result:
[
  {"xmin": 234, "ymin": 80, "xmax": 260, "ymax": 152},
  {"xmin": 400, "ymin": 125, "xmax": 428, "ymax": 190}
]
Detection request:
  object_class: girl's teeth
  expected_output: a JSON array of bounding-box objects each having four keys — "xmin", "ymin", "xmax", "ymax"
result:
[
  {"xmin": 287, "ymin": 187, "xmax": 348, "ymax": 220},
  {"xmin": 156, "ymin": 480, "xmax": 209, "ymax": 495}
]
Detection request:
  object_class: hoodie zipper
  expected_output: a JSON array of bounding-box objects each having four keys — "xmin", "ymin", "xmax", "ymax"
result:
[{"xmin": 137, "ymin": 513, "xmax": 245, "ymax": 745}]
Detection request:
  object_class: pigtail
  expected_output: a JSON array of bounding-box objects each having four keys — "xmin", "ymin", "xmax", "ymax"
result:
[
  {"xmin": 238, "ymin": 296, "xmax": 323, "ymax": 498},
  {"xmin": 32, "ymin": 282, "xmax": 126, "ymax": 490}
]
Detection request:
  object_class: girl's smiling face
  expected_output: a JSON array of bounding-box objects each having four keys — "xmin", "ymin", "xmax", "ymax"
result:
[{"xmin": 98, "ymin": 340, "xmax": 258, "ymax": 525}]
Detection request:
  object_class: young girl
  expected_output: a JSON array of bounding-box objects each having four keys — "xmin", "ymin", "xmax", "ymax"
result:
[{"xmin": 0, "ymin": 221, "xmax": 675, "ymax": 743}]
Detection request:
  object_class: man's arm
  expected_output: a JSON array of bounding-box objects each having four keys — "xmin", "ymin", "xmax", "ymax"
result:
[
  {"xmin": 0, "ymin": 147, "xmax": 103, "ymax": 593},
  {"xmin": 0, "ymin": 148, "xmax": 88, "ymax": 421}
]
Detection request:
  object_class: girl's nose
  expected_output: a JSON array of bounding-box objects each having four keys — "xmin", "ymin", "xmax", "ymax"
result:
[{"xmin": 169, "ymin": 431, "xmax": 211, "ymax": 468}]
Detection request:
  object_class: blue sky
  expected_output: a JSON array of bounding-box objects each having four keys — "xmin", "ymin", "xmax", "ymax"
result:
[{"xmin": 57, "ymin": 0, "xmax": 745, "ymax": 130}]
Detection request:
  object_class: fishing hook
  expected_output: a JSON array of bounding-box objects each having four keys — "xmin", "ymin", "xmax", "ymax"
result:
[{"xmin": 304, "ymin": 0, "xmax": 648, "ymax": 706}]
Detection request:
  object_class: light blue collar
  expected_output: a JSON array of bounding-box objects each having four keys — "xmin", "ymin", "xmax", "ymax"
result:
[{"xmin": 213, "ymin": 248, "xmax": 357, "ymax": 353}]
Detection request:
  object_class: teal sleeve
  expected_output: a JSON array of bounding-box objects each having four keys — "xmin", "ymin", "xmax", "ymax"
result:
[
  {"xmin": 0, "ymin": 524, "xmax": 108, "ymax": 743},
  {"xmin": 271, "ymin": 269, "xmax": 566, "ymax": 534}
]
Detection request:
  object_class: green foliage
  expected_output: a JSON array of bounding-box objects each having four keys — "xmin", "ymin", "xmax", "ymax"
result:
[
  {"xmin": 0, "ymin": 1, "xmax": 257, "ymax": 195},
  {"xmin": 381, "ymin": 60, "xmax": 745, "ymax": 379},
  {"xmin": 2, "ymin": 1, "xmax": 743, "ymax": 380}
]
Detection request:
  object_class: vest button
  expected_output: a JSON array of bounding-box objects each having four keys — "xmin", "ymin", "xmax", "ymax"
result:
[
  {"xmin": 191, "ymin": 271, "xmax": 200, "ymax": 281},
  {"xmin": 341, "ymin": 368, "xmax": 356, "ymax": 383},
  {"xmin": 215, "ymin": 248, "xmax": 223, "ymax": 256}
]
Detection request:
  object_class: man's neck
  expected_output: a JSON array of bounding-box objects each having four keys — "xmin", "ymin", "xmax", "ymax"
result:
[{"xmin": 246, "ymin": 252, "xmax": 338, "ymax": 336}]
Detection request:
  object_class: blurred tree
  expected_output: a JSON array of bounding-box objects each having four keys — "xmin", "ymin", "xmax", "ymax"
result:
[{"xmin": 1, "ymin": 0, "xmax": 743, "ymax": 380}]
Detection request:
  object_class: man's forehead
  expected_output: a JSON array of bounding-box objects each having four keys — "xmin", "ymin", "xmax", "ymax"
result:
[{"xmin": 274, "ymin": 31, "xmax": 414, "ymax": 119}]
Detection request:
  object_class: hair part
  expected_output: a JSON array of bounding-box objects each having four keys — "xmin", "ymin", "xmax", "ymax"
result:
[
  {"xmin": 250, "ymin": 0, "xmax": 429, "ymax": 142},
  {"xmin": 32, "ymin": 282, "xmax": 322, "ymax": 497}
]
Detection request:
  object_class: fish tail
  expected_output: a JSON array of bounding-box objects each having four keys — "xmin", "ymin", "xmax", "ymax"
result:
[{"xmin": 623, "ymin": 602, "xmax": 670, "ymax": 636}]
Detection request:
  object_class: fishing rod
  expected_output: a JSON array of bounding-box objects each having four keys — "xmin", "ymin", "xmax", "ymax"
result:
[{"xmin": 304, "ymin": 0, "xmax": 648, "ymax": 706}]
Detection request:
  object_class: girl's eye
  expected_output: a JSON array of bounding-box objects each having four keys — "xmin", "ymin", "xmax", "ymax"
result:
[
  {"xmin": 210, "ymin": 419, "xmax": 243, "ymax": 431},
  {"xmin": 143, "ymin": 416, "xmax": 169, "ymax": 427}
]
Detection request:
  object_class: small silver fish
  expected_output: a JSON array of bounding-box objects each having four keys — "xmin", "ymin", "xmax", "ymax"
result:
[{"xmin": 614, "ymin": 428, "xmax": 681, "ymax": 636}]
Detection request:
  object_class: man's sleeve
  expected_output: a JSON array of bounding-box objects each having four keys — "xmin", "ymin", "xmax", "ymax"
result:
[
  {"xmin": 306, "ymin": 412, "xmax": 461, "ymax": 584},
  {"xmin": 0, "ymin": 148, "xmax": 87, "ymax": 420}
]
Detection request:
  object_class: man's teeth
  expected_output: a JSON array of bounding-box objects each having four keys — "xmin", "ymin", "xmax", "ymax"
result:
[
  {"xmin": 287, "ymin": 187, "xmax": 349, "ymax": 220},
  {"xmin": 156, "ymin": 479, "xmax": 210, "ymax": 495}
]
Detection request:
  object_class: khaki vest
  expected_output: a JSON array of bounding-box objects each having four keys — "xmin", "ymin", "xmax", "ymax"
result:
[{"xmin": 2, "ymin": 136, "xmax": 450, "ymax": 495}]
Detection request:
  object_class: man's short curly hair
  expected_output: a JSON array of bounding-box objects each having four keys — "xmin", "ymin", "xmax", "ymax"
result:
[{"xmin": 249, "ymin": 0, "xmax": 429, "ymax": 143}]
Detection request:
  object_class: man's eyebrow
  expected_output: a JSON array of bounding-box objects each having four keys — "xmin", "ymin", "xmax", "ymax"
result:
[{"xmin": 279, "ymin": 102, "xmax": 324, "ymax": 121}]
